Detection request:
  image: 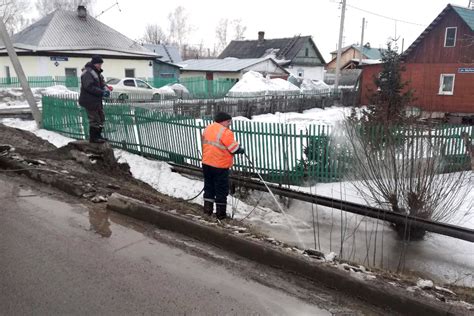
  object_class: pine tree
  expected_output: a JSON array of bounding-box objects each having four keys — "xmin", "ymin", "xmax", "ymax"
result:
[{"xmin": 366, "ymin": 41, "xmax": 414, "ymax": 124}]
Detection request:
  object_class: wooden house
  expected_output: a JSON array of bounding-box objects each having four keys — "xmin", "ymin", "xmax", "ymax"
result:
[
  {"xmin": 179, "ymin": 57, "xmax": 289, "ymax": 81},
  {"xmin": 360, "ymin": 4, "xmax": 474, "ymax": 119},
  {"xmin": 143, "ymin": 44, "xmax": 182, "ymax": 80},
  {"xmin": 326, "ymin": 43, "xmax": 384, "ymax": 70},
  {"xmin": 218, "ymin": 32, "xmax": 325, "ymax": 80}
]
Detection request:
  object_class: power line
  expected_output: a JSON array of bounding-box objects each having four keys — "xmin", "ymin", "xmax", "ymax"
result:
[
  {"xmin": 95, "ymin": 1, "xmax": 121, "ymax": 19},
  {"xmin": 346, "ymin": 4, "xmax": 426, "ymax": 27}
]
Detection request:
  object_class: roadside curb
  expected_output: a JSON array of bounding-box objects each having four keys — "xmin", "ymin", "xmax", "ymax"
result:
[
  {"xmin": 0, "ymin": 156, "xmax": 85, "ymax": 197},
  {"xmin": 107, "ymin": 192, "xmax": 466, "ymax": 316}
]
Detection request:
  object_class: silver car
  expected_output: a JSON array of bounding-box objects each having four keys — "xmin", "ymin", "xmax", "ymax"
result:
[{"xmin": 106, "ymin": 77, "xmax": 176, "ymax": 100}]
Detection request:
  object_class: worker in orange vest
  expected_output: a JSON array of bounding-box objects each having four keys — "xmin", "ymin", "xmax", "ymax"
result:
[{"xmin": 201, "ymin": 112, "xmax": 245, "ymax": 219}]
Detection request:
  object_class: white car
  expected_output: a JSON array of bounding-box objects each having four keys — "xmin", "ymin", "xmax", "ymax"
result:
[{"xmin": 106, "ymin": 77, "xmax": 176, "ymax": 100}]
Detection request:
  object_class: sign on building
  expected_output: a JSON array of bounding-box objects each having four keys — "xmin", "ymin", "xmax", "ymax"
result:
[
  {"xmin": 50, "ymin": 56, "xmax": 69, "ymax": 61},
  {"xmin": 458, "ymin": 68, "xmax": 474, "ymax": 73}
]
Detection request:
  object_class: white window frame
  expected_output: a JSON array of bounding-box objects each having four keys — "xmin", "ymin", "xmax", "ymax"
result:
[
  {"xmin": 438, "ymin": 74, "xmax": 455, "ymax": 95},
  {"xmin": 297, "ymin": 68, "xmax": 304, "ymax": 77},
  {"xmin": 444, "ymin": 27, "xmax": 457, "ymax": 47}
]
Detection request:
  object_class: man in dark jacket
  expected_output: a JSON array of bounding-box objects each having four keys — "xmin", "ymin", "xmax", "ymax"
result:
[{"xmin": 79, "ymin": 55, "xmax": 111, "ymax": 143}]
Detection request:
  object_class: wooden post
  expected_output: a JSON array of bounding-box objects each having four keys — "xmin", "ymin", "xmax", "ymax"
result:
[{"xmin": 0, "ymin": 20, "xmax": 42, "ymax": 127}]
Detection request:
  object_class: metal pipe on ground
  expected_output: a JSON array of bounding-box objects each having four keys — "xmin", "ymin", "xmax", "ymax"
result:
[{"xmin": 169, "ymin": 163, "xmax": 474, "ymax": 243}]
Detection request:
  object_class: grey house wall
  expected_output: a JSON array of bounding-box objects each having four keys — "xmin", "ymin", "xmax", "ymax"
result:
[{"xmin": 292, "ymin": 39, "xmax": 325, "ymax": 66}]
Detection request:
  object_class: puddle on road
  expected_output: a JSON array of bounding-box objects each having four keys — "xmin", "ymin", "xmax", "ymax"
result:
[
  {"xmin": 17, "ymin": 188, "xmax": 113, "ymax": 238},
  {"xmin": 13, "ymin": 185, "xmax": 160, "ymax": 256}
]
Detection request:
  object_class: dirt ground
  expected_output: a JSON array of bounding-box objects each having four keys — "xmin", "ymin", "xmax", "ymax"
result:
[{"xmin": 0, "ymin": 123, "xmax": 209, "ymax": 217}]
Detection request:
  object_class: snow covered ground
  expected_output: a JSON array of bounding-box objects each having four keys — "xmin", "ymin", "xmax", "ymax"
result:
[
  {"xmin": 0, "ymin": 86, "xmax": 78, "ymax": 110},
  {"xmin": 1, "ymin": 83, "xmax": 472, "ymax": 287},
  {"xmin": 2, "ymin": 112, "xmax": 473, "ymax": 288}
]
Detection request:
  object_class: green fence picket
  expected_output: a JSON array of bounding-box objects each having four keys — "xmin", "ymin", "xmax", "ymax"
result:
[{"xmin": 42, "ymin": 95, "xmax": 473, "ymax": 185}]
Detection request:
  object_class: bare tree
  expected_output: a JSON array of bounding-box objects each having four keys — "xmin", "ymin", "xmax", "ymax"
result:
[
  {"xmin": 35, "ymin": 0, "xmax": 96, "ymax": 18},
  {"xmin": 341, "ymin": 120, "xmax": 471, "ymax": 242},
  {"xmin": 231, "ymin": 18, "xmax": 246, "ymax": 40},
  {"xmin": 337, "ymin": 40, "xmax": 472, "ymax": 243},
  {"xmin": 167, "ymin": 6, "xmax": 192, "ymax": 51},
  {"xmin": 0, "ymin": 0, "xmax": 30, "ymax": 34},
  {"xmin": 142, "ymin": 23, "xmax": 167, "ymax": 45},
  {"xmin": 181, "ymin": 41, "xmax": 208, "ymax": 60},
  {"xmin": 215, "ymin": 18, "xmax": 229, "ymax": 53}
]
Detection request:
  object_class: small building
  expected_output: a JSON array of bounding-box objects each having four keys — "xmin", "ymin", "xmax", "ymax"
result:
[
  {"xmin": 360, "ymin": 4, "xmax": 474, "ymax": 119},
  {"xmin": 0, "ymin": 6, "xmax": 158, "ymax": 82},
  {"xmin": 326, "ymin": 43, "xmax": 384, "ymax": 70},
  {"xmin": 218, "ymin": 32, "xmax": 326, "ymax": 81},
  {"xmin": 179, "ymin": 57, "xmax": 289, "ymax": 81},
  {"xmin": 142, "ymin": 43, "xmax": 182, "ymax": 80}
]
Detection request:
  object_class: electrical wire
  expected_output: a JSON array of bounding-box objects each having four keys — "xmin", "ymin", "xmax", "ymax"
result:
[{"xmin": 346, "ymin": 4, "xmax": 426, "ymax": 27}]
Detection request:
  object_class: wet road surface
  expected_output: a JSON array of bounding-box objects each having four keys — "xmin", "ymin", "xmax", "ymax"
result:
[{"xmin": 0, "ymin": 173, "xmax": 369, "ymax": 315}]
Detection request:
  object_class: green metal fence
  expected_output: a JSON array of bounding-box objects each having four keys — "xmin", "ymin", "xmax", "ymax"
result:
[
  {"xmin": 0, "ymin": 76, "xmax": 236, "ymax": 98},
  {"xmin": 42, "ymin": 95, "xmax": 473, "ymax": 184},
  {"xmin": 144, "ymin": 77, "xmax": 236, "ymax": 99}
]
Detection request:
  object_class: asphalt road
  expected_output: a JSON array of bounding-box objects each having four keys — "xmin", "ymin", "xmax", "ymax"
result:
[{"xmin": 0, "ymin": 173, "xmax": 341, "ymax": 315}]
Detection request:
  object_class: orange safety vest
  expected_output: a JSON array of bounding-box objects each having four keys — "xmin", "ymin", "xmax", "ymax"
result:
[{"xmin": 202, "ymin": 122, "xmax": 240, "ymax": 169}]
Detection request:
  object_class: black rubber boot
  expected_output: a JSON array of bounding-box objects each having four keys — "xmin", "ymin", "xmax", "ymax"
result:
[
  {"xmin": 98, "ymin": 127, "xmax": 108, "ymax": 141},
  {"xmin": 203, "ymin": 201, "xmax": 213, "ymax": 216},
  {"xmin": 216, "ymin": 204, "xmax": 227, "ymax": 220},
  {"xmin": 89, "ymin": 127, "xmax": 105, "ymax": 143}
]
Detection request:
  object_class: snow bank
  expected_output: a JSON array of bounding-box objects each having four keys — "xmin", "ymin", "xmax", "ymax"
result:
[
  {"xmin": 226, "ymin": 71, "xmax": 300, "ymax": 97},
  {"xmin": 40, "ymin": 85, "xmax": 79, "ymax": 96},
  {"xmin": 300, "ymin": 79, "xmax": 330, "ymax": 92}
]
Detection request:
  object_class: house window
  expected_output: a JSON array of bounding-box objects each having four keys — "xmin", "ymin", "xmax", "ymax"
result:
[
  {"xmin": 439, "ymin": 74, "xmax": 455, "ymax": 95},
  {"xmin": 305, "ymin": 48, "xmax": 309, "ymax": 57},
  {"xmin": 159, "ymin": 73, "xmax": 175, "ymax": 78},
  {"xmin": 65, "ymin": 68, "xmax": 77, "ymax": 77},
  {"xmin": 297, "ymin": 68, "xmax": 304, "ymax": 77},
  {"xmin": 444, "ymin": 27, "xmax": 457, "ymax": 47},
  {"xmin": 125, "ymin": 68, "xmax": 135, "ymax": 78}
]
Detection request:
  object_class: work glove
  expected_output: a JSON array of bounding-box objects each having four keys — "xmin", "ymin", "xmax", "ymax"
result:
[
  {"xmin": 234, "ymin": 147, "xmax": 245, "ymax": 155},
  {"xmin": 102, "ymin": 90, "xmax": 111, "ymax": 98}
]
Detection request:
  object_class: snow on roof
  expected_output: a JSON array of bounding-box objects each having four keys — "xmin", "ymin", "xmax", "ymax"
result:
[
  {"xmin": 300, "ymin": 79, "xmax": 330, "ymax": 91},
  {"xmin": 180, "ymin": 58, "xmax": 284, "ymax": 72}
]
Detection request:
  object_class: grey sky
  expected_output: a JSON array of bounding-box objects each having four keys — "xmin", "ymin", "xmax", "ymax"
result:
[{"xmin": 94, "ymin": 0, "xmax": 468, "ymax": 60}]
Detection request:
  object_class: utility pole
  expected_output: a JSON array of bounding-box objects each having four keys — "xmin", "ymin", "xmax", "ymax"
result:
[
  {"xmin": 0, "ymin": 20, "xmax": 41, "ymax": 127},
  {"xmin": 359, "ymin": 17, "xmax": 366, "ymax": 66},
  {"xmin": 334, "ymin": 0, "xmax": 347, "ymax": 93}
]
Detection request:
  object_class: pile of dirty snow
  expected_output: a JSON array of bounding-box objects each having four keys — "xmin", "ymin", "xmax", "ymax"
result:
[
  {"xmin": 0, "ymin": 85, "xmax": 77, "ymax": 110},
  {"xmin": 300, "ymin": 79, "xmax": 330, "ymax": 93},
  {"xmin": 226, "ymin": 71, "xmax": 300, "ymax": 97}
]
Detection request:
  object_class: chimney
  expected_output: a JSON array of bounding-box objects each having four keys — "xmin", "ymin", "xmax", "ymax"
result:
[
  {"xmin": 258, "ymin": 31, "xmax": 265, "ymax": 44},
  {"xmin": 77, "ymin": 5, "xmax": 87, "ymax": 19}
]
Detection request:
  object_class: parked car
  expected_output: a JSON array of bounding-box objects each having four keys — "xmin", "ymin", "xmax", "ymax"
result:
[{"xmin": 106, "ymin": 77, "xmax": 176, "ymax": 100}]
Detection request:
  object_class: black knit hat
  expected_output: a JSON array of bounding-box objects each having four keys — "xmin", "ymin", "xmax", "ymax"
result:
[
  {"xmin": 91, "ymin": 55, "xmax": 104, "ymax": 64},
  {"xmin": 214, "ymin": 112, "xmax": 232, "ymax": 123}
]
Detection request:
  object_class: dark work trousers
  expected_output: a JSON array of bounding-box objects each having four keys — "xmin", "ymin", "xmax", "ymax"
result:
[
  {"xmin": 202, "ymin": 164, "xmax": 229, "ymax": 206},
  {"xmin": 86, "ymin": 107, "xmax": 105, "ymax": 129}
]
